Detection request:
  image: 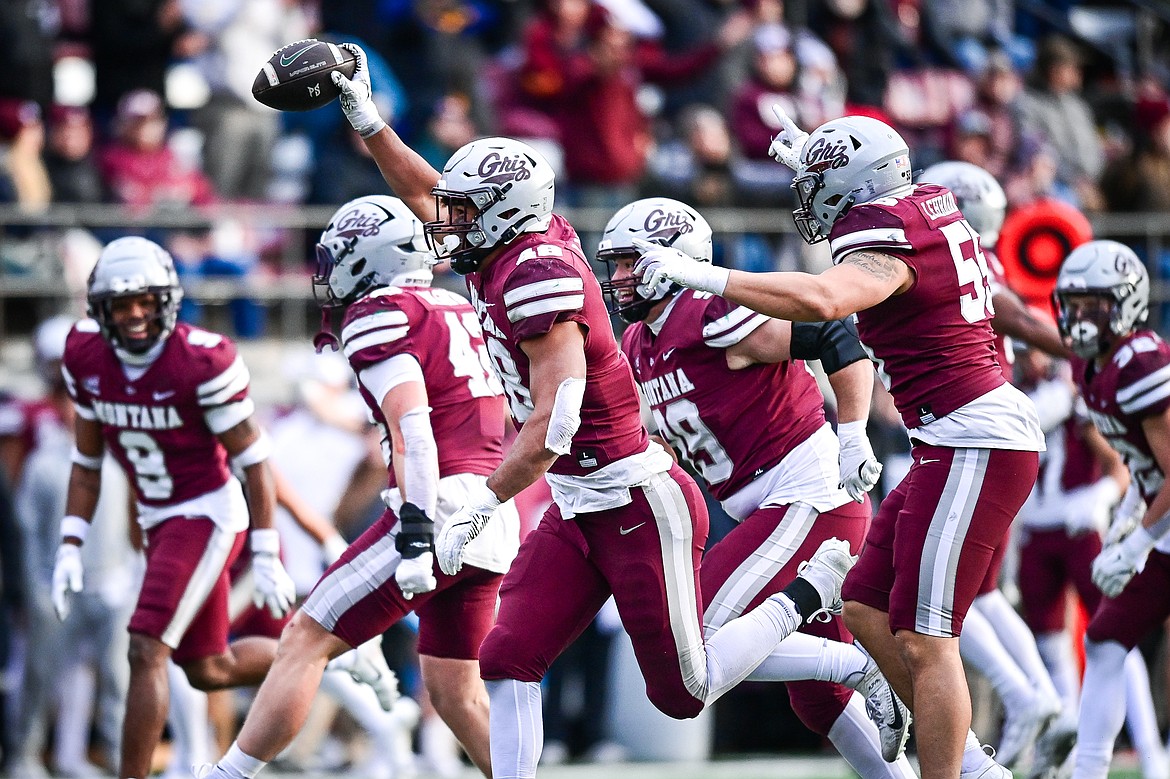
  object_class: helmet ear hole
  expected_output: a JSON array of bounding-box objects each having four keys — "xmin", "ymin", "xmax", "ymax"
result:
[
  {"xmin": 497, "ymin": 208, "xmax": 519, "ymax": 222},
  {"xmin": 351, "ymin": 258, "xmax": 367, "ymax": 276}
]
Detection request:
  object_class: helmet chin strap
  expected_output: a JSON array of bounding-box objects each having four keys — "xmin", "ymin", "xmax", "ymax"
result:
[{"xmin": 313, "ymin": 309, "xmax": 340, "ymax": 354}]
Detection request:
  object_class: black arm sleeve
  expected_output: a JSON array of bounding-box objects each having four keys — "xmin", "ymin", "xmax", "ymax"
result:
[{"xmin": 790, "ymin": 318, "xmax": 868, "ymax": 376}]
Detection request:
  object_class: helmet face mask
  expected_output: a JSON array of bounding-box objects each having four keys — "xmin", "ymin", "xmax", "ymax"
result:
[
  {"xmin": 597, "ymin": 197, "xmax": 713, "ymax": 322},
  {"xmin": 1053, "ymin": 240, "xmax": 1149, "ymax": 359},
  {"xmin": 87, "ymin": 237, "xmax": 183, "ymax": 360},
  {"xmin": 423, "ymin": 138, "xmax": 556, "ymax": 275}
]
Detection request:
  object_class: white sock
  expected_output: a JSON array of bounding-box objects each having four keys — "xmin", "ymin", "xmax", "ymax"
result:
[
  {"xmin": 958, "ymin": 604, "xmax": 1033, "ymax": 708},
  {"xmin": 746, "ymin": 632, "xmax": 867, "ymax": 684},
  {"xmin": 420, "ymin": 715, "xmax": 462, "ymax": 778},
  {"xmin": 216, "ymin": 743, "xmax": 268, "ymax": 779},
  {"xmin": 699, "ymin": 592, "xmax": 802, "ymax": 704},
  {"xmin": 828, "ymin": 692, "xmax": 918, "ymax": 779},
  {"xmin": 1035, "ymin": 631, "xmax": 1080, "ymax": 712},
  {"xmin": 487, "ymin": 679, "xmax": 543, "ymax": 779},
  {"xmin": 167, "ymin": 661, "xmax": 211, "ymax": 771},
  {"xmin": 1075, "ymin": 639, "xmax": 1129, "ymax": 779},
  {"xmin": 319, "ymin": 670, "xmax": 411, "ymax": 769},
  {"xmin": 962, "ymin": 729, "xmax": 995, "ymax": 773},
  {"xmin": 973, "ymin": 591, "xmax": 1061, "ymax": 702},
  {"xmin": 1123, "ymin": 650, "xmax": 1169, "ymax": 779},
  {"xmin": 53, "ymin": 662, "xmax": 96, "ymax": 769}
]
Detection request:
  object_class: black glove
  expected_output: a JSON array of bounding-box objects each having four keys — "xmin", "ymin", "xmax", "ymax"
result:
[{"xmin": 395, "ymin": 502, "xmax": 435, "ymax": 560}]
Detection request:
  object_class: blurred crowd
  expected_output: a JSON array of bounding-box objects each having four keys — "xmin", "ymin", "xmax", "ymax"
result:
[{"xmin": 0, "ymin": 0, "xmax": 1168, "ymax": 341}]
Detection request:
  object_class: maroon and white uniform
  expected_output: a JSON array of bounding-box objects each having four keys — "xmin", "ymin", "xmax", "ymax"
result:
[
  {"xmin": 622, "ymin": 289, "xmax": 869, "ymax": 735},
  {"xmin": 1017, "ymin": 380, "xmax": 1107, "ymax": 631},
  {"xmin": 834, "ymin": 185, "xmax": 1042, "ymax": 637},
  {"xmin": 302, "ymin": 285, "xmax": 520, "ymax": 658},
  {"xmin": 61, "ymin": 320, "xmax": 252, "ymax": 662},
  {"xmin": 985, "ymin": 248, "xmax": 1013, "ymax": 380},
  {"xmin": 1075, "ymin": 330, "xmax": 1170, "ymax": 649},
  {"xmin": 467, "ymin": 215, "xmax": 715, "ymax": 719}
]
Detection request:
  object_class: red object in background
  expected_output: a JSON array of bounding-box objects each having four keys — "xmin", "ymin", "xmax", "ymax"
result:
[{"xmin": 997, "ymin": 199, "xmax": 1094, "ymax": 316}]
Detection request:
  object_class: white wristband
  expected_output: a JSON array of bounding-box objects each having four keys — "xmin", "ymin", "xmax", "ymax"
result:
[
  {"xmin": 705, "ymin": 266, "xmax": 730, "ymax": 296},
  {"xmin": 251, "ymin": 528, "xmax": 281, "ymax": 556},
  {"xmin": 232, "ymin": 430, "xmax": 271, "ymax": 469},
  {"xmin": 70, "ymin": 446, "xmax": 103, "ymax": 471},
  {"xmin": 61, "ymin": 515, "xmax": 89, "ymax": 543}
]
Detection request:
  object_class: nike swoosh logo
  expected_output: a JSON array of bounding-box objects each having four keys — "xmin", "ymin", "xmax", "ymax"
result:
[
  {"xmin": 662, "ymin": 348, "xmax": 676, "ymax": 360},
  {"xmin": 619, "ymin": 522, "xmax": 646, "ymax": 535},
  {"xmin": 279, "ymin": 43, "xmax": 316, "ymax": 67},
  {"xmin": 919, "ymin": 458, "xmax": 940, "ymax": 466},
  {"xmin": 153, "ymin": 390, "xmax": 175, "ymax": 401}
]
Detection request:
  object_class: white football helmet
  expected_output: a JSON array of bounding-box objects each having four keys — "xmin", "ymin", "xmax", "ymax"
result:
[
  {"xmin": 597, "ymin": 197, "xmax": 713, "ymax": 322},
  {"xmin": 1054, "ymin": 240, "xmax": 1149, "ymax": 359},
  {"xmin": 792, "ymin": 116, "xmax": 912, "ymax": 244},
  {"xmin": 87, "ymin": 236, "xmax": 183, "ymax": 358},
  {"xmin": 425, "ymin": 137, "xmax": 555, "ymax": 274},
  {"xmin": 920, "ymin": 161, "xmax": 1007, "ymax": 247}
]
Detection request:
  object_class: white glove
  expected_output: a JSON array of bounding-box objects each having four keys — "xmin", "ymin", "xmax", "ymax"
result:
[
  {"xmin": 767, "ymin": 104, "xmax": 810, "ymax": 171},
  {"xmin": 1066, "ymin": 478, "xmax": 1122, "ymax": 537},
  {"xmin": 1103, "ymin": 483, "xmax": 1144, "ymax": 547},
  {"xmin": 836, "ymin": 420, "xmax": 882, "ymax": 503},
  {"xmin": 396, "ymin": 552, "xmax": 438, "ymax": 600},
  {"xmin": 331, "ymin": 43, "xmax": 386, "ymax": 138},
  {"xmin": 435, "ymin": 485, "xmax": 501, "ymax": 575},
  {"xmin": 322, "ymin": 533, "xmax": 349, "ymax": 566},
  {"xmin": 52, "ymin": 544, "xmax": 84, "ymax": 621},
  {"xmin": 631, "ymin": 237, "xmax": 729, "ymax": 296},
  {"xmin": 251, "ymin": 529, "xmax": 297, "ymax": 618},
  {"xmin": 1092, "ymin": 525, "xmax": 1156, "ymax": 598}
]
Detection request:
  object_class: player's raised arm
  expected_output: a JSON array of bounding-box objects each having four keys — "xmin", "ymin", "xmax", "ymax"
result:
[{"xmin": 331, "ymin": 43, "xmax": 441, "ymax": 222}]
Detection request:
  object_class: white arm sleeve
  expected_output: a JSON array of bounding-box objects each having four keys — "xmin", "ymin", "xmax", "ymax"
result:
[
  {"xmin": 398, "ymin": 407, "xmax": 439, "ymax": 517},
  {"xmin": 359, "ymin": 353, "xmax": 425, "ymax": 408}
]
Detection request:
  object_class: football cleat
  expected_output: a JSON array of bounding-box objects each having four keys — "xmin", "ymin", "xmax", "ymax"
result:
[
  {"xmin": 997, "ymin": 692, "xmax": 1061, "ymax": 769},
  {"xmin": 1027, "ymin": 712, "xmax": 1077, "ymax": 779},
  {"xmin": 795, "ymin": 537, "xmax": 856, "ymax": 622},
  {"xmin": 961, "ymin": 744, "xmax": 1014, "ymax": 779},
  {"xmin": 348, "ymin": 636, "xmax": 401, "ymax": 712},
  {"xmin": 846, "ymin": 644, "xmax": 912, "ymax": 762}
]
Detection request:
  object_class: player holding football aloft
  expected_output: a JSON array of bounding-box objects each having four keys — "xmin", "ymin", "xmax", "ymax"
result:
[
  {"xmin": 201, "ymin": 195, "xmax": 521, "ymax": 779},
  {"xmin": 1052, "ymin": 240, "xmax": 1170, "ymax": 779},
  {"xmin": 603, "ymin": 197, "xmax": 914, "ymax": 772},
  {"xmin": 50, "ymin": 237, "xmax": 298, "ymax": 779},
  {"xmin": 635, "ymin": 110, "xmax": 1044, "ymax": 779},
  {"xmin": 328, "ymin": 43, "xmax": 857, "ymax": 779}
]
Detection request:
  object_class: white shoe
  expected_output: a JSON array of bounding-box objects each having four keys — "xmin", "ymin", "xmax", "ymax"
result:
[
  {"xmin": 961, "ymin": 745, "xmax": 1014, "ymax": 779},
  {"xmin": 9, "ymin": 757, "xmax": 50, "ymax": 779},
  {"xmin": 1028, "ymin": 712, "xmax": 1077, "ymax": 779},
  {"xmin": 998, "ymin": 693, "xmax": 1060, "ymax": 769},
  {"xmin": 795, "ymin": 538, "xmax": 857, "ymax": 621},
  {"xmin": 846, "ymin": 644, "xmax": 912, "ymax": 762},
  {"xmin": 539, "ymin": 741, "xmax": 569, "ymax": 766},
  {"xmin": 349, "ymin": 636, "xmax": 401, "ymax": 711}
]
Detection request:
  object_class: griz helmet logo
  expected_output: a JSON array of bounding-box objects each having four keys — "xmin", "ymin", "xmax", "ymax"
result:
[
  {"xmin": 332, "ymin": 208, "xmax": 385, "ymax": 238},
  {"xmin": 643, "ymin": 209, "xmax": 695, "ymax": 240},
  {"xmin": 803, "ymin": 137, "xmax": 851, "ymax": 174},
  {"xmin": 477, "ymin": 152, "xmax": 533, "ymax": 185}
]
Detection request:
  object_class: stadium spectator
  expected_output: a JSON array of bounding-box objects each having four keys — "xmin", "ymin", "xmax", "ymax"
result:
[
  {"xmin": 809, "ymin": 0, "xmax": 912, "ymax": 110},
  {"xmin": 0, "ymin": 98, "xmax": 51, "ymax": 211},
  {"xmin": 1018, "ymin": 35, "xmax": 1105, "ymax": 210},
  {"xmin": 730, "ymin": 24, "xmax": 801, "ymax": 162},
  {"xmin": 0, "ymin": 1, "xmax": 57, "ymax": 107},
  {"xmin": 961, "ymin": 52, "xmax": 1027, "ymax": 181},
  {"xmin": 1103, "ymin": 91, "xmax": 1170, "ymax": 213},
  {"xmin": 45, "ymin": 106, "xmax": 104, "ymax": 205},
  {"xmin": 97, "ymin": 90, "xmax": 217, "ymax": 210}
]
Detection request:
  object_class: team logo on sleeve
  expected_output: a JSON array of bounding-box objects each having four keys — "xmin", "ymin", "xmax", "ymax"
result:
[
  {"xmin": 84, "ymin": 376, "xmax": 100, "ymax": 395},
  {"xmin": 477, "ymin": 153, "xmax": 533, "ymax": 185}
]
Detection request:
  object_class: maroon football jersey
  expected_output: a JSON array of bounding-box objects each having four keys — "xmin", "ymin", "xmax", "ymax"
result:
[
  {"xmin": 621, "ymin": 291, "xmax": 826, "ymax": 500},
  {"xmin": 1073, "ymin": 330, "xmax": 1170, "ymax": 501},
  {"xmin": 985, "ymin": 248, "xmax": 1013, "ymax": 380},
  {"xmin": 62, "ymin": 321, "xmax": 247, "ymax": 507},
  {"xmin": 829, "ymin": 184, "xmax": 1006, "ymax": 429},
  {"xmin": 1058, "ymin": 413, "xmax": 1101, "ymax": 492},
  {"xmin": 340, "ymin": 285, "xmax": 506, "ymax": 482},
  {"xmin": 465, "ymin": 214, "xmax": 648, "ymax": 477}
]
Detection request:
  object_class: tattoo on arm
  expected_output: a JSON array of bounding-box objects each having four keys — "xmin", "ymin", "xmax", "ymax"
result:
[{"xmin": 844, "ymin": 251, "xmax": 899, "ymax": 282}]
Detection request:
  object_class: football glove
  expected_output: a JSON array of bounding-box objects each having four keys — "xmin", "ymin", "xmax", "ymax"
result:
[
  {"xmin": 768, "ymin": 104, "xmax": 810, "ymax": 171},
  {"xmin": 52, "ymin": 544, "xmax": 84, "ymax": 621},
  {"xmin": 1065, "ymin": 478, "xmax": 1122, "ymax": 537},
  {"xmin": 1103, "ymin": 483, "xmax": 1144, "ymax": 547},
  {"xmin": 1092, "ymin": 525, "xmax": 1156, "ymax": 598},
  {"xmin": 435, "ymin": 484, "xmax": 501, "ymax": 575},
  {"xmin": 836, "ymin": 420, "xmax": 882, "ymax": 503},
  {"xmin": 631, "ymin": 237, "xmax": 729, "ymax": 296},
  {"xmin": 331, "ymin": 43, "xmax": 386, "ymax": 139},
  {"xmin": 251, "ymin": 529, "xmax": 297, "ymax": 618},
  {"xmin": 395, "ymin": 502, "xmax": 437, "ymax": 599}
]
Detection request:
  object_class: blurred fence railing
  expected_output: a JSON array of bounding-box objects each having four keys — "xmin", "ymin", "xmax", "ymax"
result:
[{"xmin": 1, "ymin": 203, "xmax": 1168, "ymax": 341}]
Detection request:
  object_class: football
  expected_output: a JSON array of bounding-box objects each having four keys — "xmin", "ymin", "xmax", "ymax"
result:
[{"xmin": 252, "ymin": 39, "xmax": 356, "ymax": 112}]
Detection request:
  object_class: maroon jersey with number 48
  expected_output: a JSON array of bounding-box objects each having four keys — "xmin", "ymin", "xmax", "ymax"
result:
[
  {"xmin": 465, "ymin": 214, "xmax": 648, "ymax": 477},
  {"xmin": 621, "ymin": 290, "xmax": 825, "ymax": 500},
  {"xmin": 61, "ymin": 321, "xmax": 248, "ymax": 508},
  {"xmin": 828, "ymin": 184, "xmax": 1005, "ymax": 429},
  {"xmin": 1073, "ymin": 330, "xmax": 1170, "ymax": 501},
  {"xmin": 340, "ymin": 285, "xmax": 506, "ymax": 483}
]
